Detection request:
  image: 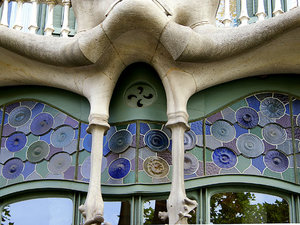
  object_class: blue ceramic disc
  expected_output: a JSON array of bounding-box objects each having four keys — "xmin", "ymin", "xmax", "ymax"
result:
[
  {"xmin": 9, "ymin": 106, "xmax": 31, "ymax": 127},
  {"xmin": 260, "ymin": 97, "xmax": 285, "ymax": 118},
  {"xmin": 263, "ymin": 124, "xmax": 287, "ymax": 145},
  {"xmin": 27, "ymin": 141, "xmax": 50, "ymax": 163},
  {"xmin": 2, "ymin": 158, "xmax": 24, "ymax": 179},
  {"xmin": 184, "ymin": 131, "xmax": 197, "ymax": 150},
  {"xmin": 265, "ymin": 150, "xmax": 288, "ymax": 172},
  {"xmin": 83, "ymin": 134, "xmax": 92, "ymax": 152},
  {"xmin": 144, "ymin": 130, "xmax": 169, "ymax": 152},
  {"xmin": 184, "ymin": 153, "xmax": 199, "ymax": 175},
  {"xmin": 6, "ymin": 132, "xmax": 27, "ymax": 152},
  {"xmin": 108, "ymin": 130, "xmax": 132, "ymax": 153},
  {"xmin": 236, "ymin": 107, "xmax": 259, "ymax": 129},
  {"xmin": 144, "ymin": 156, "xmax": 169, "ymax": 178},
  {"xmin": 48, "ymin": 152, "xmax": 72, "ymax": 174},
  {"xmin": 237, "ymin": 134, "xmax": 264, "ymax": 158},
  {"xmin": 211, "ymin": 120, "xmax": 235, "ymax": 142},
  {"xmin": 51, "ymin": 126, "xmax": 75, "ymax": 148},
  {"xmin": 213, "ymin": 147, "xmax": 237, "ymax": 168},
  {"xmin": 30, "ymin": 113, "xmax": 53, "ymax": 135},
  {"xmin": 108, "ymin": 158, "xmax": 131, "ymax": 179},
  {"xmin": 81, "ymin": 156, "xmax": 91, "ymax": 179}
]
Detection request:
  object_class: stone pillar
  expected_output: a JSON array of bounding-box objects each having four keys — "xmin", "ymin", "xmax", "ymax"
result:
[
  {"xmin": 13, "ymin": 0, "xmax": 23, "ymax": 30},
  {"xmin": 28, "ymin": 0, "xmax": 39, "ymax": 34},
  {"xmin": 166, "ymin": 119, "xmax": 197, "ymax": 224},
  {"xmin": 79, "ymin": 114, "xmax": 110, "ymax": 225},
  {"xmin": 0, "ymin": 0, "xmax": 10, "ymax": 27},
  {"xmin": 44, "ymin": 0, "xmax": 56, "ymax": 35},
  {"xmin": 61, "ymin": 0, "xmax": 70, "ymax": 37}
]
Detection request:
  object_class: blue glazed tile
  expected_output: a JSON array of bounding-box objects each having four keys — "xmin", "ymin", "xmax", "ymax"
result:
[
  {"xmin": 252, "ymin": 155, "xmax": 265, "ymax": 173},
  {"xmin": 22, "ymin": 161, "xmax": 35, "ymax": 179},
  {"xmin": 2, "ymin": 158, "xmax": 24, "ymax": 179},
  {"xmin": 30, "ymin": 113, "xmax": 53, "ymax": 135},
  {"xmin": 51, "ymin": 126, "xmax": 75, "ymax": 148},
  {"xmin": 246, "ymin": 96, "xmax": 260, "ymax": 111},
  {"xmin": 236, "ymin": 107, "xmax": 259, "ymax": 129},
  {"xmin": 205, "ymin": 124, "xmax": 211, "ymax": 135},
  {"xmin": 108, "ymin": 158, "xmax": 131, "ymax": 179},
  {"xmin": 0, "ymin": 109, "xmax": 3, "ymax": 125},
  {"xmin": 80, "ymin": 123, "xmax": 88, "ymax": 137},
  {"xmin": 127, "ymin": 123, "xmax": 136, "ymax": 135},
  {"xmin": 31, "ymin": 103, "xmax": 45, "ymax": 118},
  {"xmin": 234, "ymin": 123, "xmax": 248, "ymax": 137},
  {"xmin": 106, "ymin": 126, "xmax": 117, "ymax": 140},
  {"xmin": 191, "ymin": 121, "xmax": 203, "ymax": 135},
  {"xmin": 4, "ymin": 113, "xmax": 8, "ymax": 124},
  {"xmin": 265, "ymin": 150, "xmax": 288, "ymax": 172},
  {"xmin": 40, "ymin": 130, "xmax": 52, "ymax": 144},
  {"xmin": 140, "ymin": 123, "xmax": 150, "ymax": 134},
  {"xmin": 213, "ymin": 147, "xmax": 237, "ymax": 169},
  {"xmin": 293, "ymin": 100, "xmax": 300, "ymax": 115},
  {"xmin": 6, "ymin": 132, "xmax": 27, "ymax": 152},
  {"xmin": 145, "ymin": 130, "xmax": 169, "ymax": 152},
  {"xmin": 286, "ymin": 104, "xmax": 290, "ymax": 115},
  {"xmin": 83, "ymin": 134, "xmax": 92, "ymax": 152}
]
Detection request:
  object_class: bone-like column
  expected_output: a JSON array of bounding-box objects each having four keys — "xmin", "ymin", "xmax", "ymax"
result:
[
  {"xmin": 44, "ymin": 0, "xmax": 55, "ymax": 35},
  {"xmin": 166, "ymin": 121, "xmax": 197, "ymax": 224},
  {"xmin": 79, "ymin": 114, "xmax": 110, "ymax": 225},
  {"xmin": 61, "ymin": 0, "xmax": 70, "ymax": 37},
  {"xmin": 13, "ymin": 0, "xmax": 24, "ymax": 30}
]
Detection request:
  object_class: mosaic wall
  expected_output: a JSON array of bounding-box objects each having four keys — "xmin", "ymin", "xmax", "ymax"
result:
[{"xmin": 1, "ymin": 92, "xmax": 300, "ymax": 187}]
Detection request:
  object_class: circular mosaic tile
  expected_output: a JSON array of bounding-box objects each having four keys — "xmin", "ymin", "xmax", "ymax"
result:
[
  {"xmin": 125, "ymin": 83, "xmax": 157, "ymax": 108},
  {"xmin": 51, "ymin": 126, "xmax": 75, "ymax": 148},
  {"xmin": 108, "ymin": 158, "xmax": 131, "ymax": 179},
  {"xmin": 9, "ymin": 106, "xmax": 31, "ymax": 127},
  {"xmin": 83, "ymin": 134, "xmax": 92, "ymax": 152},
  {"xmin": 30, "ymin": 113, "xmax": 53, "ymax": 135},
  {"xmin": 260, "ymin": 97, "xmax": 285, "ymax": 118},
  {"xmin": 144, "ymin": 130, "xmax": 169, "ymax": 152},
  {"xmin": 211, "ymin": 120, "xmax": 235, "ymax": 142},
  {"xmin": 144, "ymin": 156, "xmax": 169, "ymax": 178},
  {"xmin": 108, "ymin": 130, "xmax": 132, "ymax": 154},
  {"xmin": 263, "ymin": 124, "xmax": 287, "ymax": 145},
  {"xmin": 6, "ymin": 132, "xmax": 27, "ymax": 152},
  {"xmin": 27, "ymin": 141, "xmax": 50, "ymax": 163},
  {"xmin": 237, "ymin": 134, "xmax": 264, "ymax": 158},
  {"xmin": 184, "ymin": 131, "xmax": 197, "ymax": 150},
  {"xmin": 81, "ymin": 156, "xmax": 91, "ymax": 179},
  {"xmin": 48, "ymin": 152, "xmax": 72, "ymax": 174},
  {"xmin": 184, "ymin": 153, "xmax": 199, "ymax": 175},
  {"xmin": 265, "ymin": 150, "xmax": 288, "ymax": 172},
  {"xmin": 2, "ymin": 158, "xmax": 24, "ymax": 179},
  {"xmin": 236, "ymin": 107, "xmax": 259, "ymax": 129},
  {"xmin": 213, "ymin": 147, "xmax": 237, "ymax": 168}
]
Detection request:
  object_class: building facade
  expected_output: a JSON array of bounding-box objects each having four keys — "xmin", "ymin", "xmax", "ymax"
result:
[{"xmin": 0, "ymin": 0, "xmax": 300, "ymax": 224}]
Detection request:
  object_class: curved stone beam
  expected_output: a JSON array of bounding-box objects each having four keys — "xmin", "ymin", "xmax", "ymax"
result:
[{"xmin": 160, "ymin": 7, "xmax": 300, "ymax": 62}]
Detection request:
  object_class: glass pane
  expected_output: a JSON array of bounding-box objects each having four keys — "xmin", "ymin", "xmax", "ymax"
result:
[
  {"xmin": 210, "ymin": 192, "xmax": 289, "ymax": 224},
  {"xmin": 144, "ymin": 200, "xmax": 168, "ymax": 224},
  {"xmin": 103, "ymin": 201, "xmax": 131, "ymax": 225},
  {"xmin": 1, "ymin": 198, "xmax": 73, "ymax": 225}
]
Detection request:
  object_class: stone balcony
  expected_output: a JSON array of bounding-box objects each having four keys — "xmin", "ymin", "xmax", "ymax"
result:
[{"xmin": 0, "ymin": 0, "xmax": 298, "ymax": 37}]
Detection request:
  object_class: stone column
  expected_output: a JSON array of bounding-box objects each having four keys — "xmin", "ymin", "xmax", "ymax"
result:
[
  {"xmin": 0, "ymin": 0, "xmax": 10, "ymax": 27},
  {"xmin": 44, "ymin": 0, "xmax": 55, "ymax": 35},
  {"xmin": 61, "ymin": 0, "xmax": 70, "ymax": 37},
  {"xmin": 13, "ymin": 0, "xmax": 23, "ymax": 30},
  {"xmin": 79, "ymin": 114, "xmax": 110, "ymax": 225},
  {"xmin": 28, "ymin": 0, "xmax": 39, "ymax": 34}
]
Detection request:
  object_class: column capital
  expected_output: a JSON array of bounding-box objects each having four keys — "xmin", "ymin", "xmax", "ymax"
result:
[
  {"xmin": 87, "ymin": 113, "xmax": 110, "ymax": 134},
  {"xmin": 165, "ymin": 111, "xmax": 190, "ymax": 130},
  {"xmin": 62, "ymin": 0, "xmax": 71, "ymax": 5}
]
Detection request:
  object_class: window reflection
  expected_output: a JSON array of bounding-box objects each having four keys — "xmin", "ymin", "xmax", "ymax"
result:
[
  {"xmin": 1, "ymin": 198, "xmax": 73, "ymax": 225},
  {"xmin": 103, "ymin": 201, "xmax": 130, "ymax": 225},
  {"xmin": 210, "ymin": 192, "xmax": 289, "ymax": 224},
  {"xmin": 143, "ymin": 200, "xmax": 196, "ymax": 224}
]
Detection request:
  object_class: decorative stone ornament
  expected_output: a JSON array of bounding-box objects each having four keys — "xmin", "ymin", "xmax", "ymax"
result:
[
  {"xmin": 264, "ymin": 150, "xmax": 288, "ymax": 172},
  {"xmin": 236, "ymin": 107, "xmax": 259, "ymax": 129},
  {"xmin": 144, "ymin": 156, "xmax": 169, "ymax": 178},
  {"xmin": 237, "ymin": 134, "xmax": 264, "ymax": 158}
]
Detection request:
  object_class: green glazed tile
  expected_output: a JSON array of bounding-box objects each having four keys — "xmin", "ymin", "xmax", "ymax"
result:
[
  {"xmin": 230, "ymin": 99, "xmax": 248, "ymax": 111},
  {"xmin": 250, "ymin": 126, "xmax": 263, "ymax": 139},
  {"xmin": 101, "ymin": 168, "xmax": 109, "ymax": 184},
  {"xmin": 236, "ymin": 156, "xmax": 251, "ymax": 173},
  {"xmin": 78, "ymin": 150, "xmax": 90, "ymax": 164},
  {"xmin": 43, "ymin": 105, "xmax": 59, "ymax": 117},
  {"xmin": 282, "ymin": 168, "xmax": 295, "ymax": 183},
  {"xmin": 189, "ymin": 147, "xmax": 203, "ymax": 161},
  {"xmin": 149, "ymin": 123, "xmax": 163, "ymax": 130},
  {"xmin": 36, "ymin": 160, "xmax": 49, "ymax": 178},
  {"xmin": 26, "ymin": 134, "xmax": 40, "ymax": 146},
  {"xmin": 14, "ymin": 147, "xmax": 27, "ymax": 161},
  {"xmin": 138, "ymin": 171, "xmax": 153, "ymax": 183},
  {"xmin": 0, "ymin": 176, "xmax": 7, "ymax": 187},
  {"xmin": 205, "ymin": 149, "xmax": 213, "ymax": 162},
  {"xmin": 263, "ymin": 168, "xmax": 282, "ymax": 179},
  {"xmin": 123, "ymin": 171, "xmax": 135, "ymax": 184},
  {"xmin": 7, "ymin": 175, "xmax": 24, "ymax": 185}
]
